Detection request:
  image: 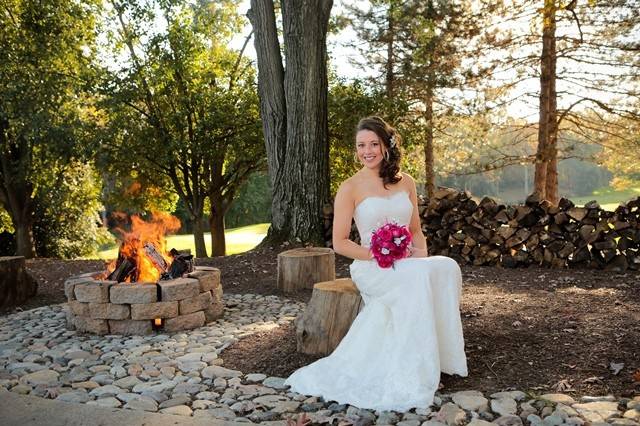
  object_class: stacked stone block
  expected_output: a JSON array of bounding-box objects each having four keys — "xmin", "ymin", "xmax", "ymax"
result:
[{"xmin": 64, "ymin": 266, "xmax": 223, "ymax": 335}]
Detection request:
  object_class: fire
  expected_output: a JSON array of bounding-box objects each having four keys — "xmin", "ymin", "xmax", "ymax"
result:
[{"xmin": 107, "ymin": 212, "xmax": 181, "ymax": 283}]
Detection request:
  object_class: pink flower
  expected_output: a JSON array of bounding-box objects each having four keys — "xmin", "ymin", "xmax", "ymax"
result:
[{"xmin": 370, "ymin": 222, "xmax": 412, "ymax": 269}]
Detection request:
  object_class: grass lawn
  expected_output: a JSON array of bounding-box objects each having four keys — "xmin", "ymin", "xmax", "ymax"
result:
[
  {"xmin": 96, "ymin": 223, "xmax": 270, "ymax": 260},
  {"xmin": 572, "ymin": 185, "xmax": 640, "ymax": 211}
]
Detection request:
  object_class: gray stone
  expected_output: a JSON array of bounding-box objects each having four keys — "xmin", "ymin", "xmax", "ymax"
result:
[
  {"xmin": 158, "ymin": 278, "xmax": 200, "ymax": 301},
  {"xmin": 573, "ymin": 401, "xmax": 620, "ymax": 423},
  {"xmin": 539, "ymin": 394, "xmax": 575, "ymax": 405},
  {"xmin": 272, "ymin": 401, "xmax": 301, "ymax": 413},
  {"xmin": 123, "ymin": 396, "xmax": 159, "ymax": 412},
  {"xmin": 491, "ymin": 398, "xmax": 517, "ymax": 416},
  {"xmin": 19, "ymin": 369, "xmax": 59, "ymax": 386},
  {"xmin": 160, "ymin": 405, "xmax": 193, "ymax": 416},
  {"xmin": 207, "ymin": 406, "xmax": 237, "ymax": 420},
  {"xmin": 93, "ymin": 397, "xmax": 122, "ymax": 408},
  {"xmin": 422, "ymin": 421, "xmax": 448, "ymax": 426},
  {"xmin": 254, "ymin": 394, "xmax": 290, "ymax": 409},
  {"xmin": 490, "ymin": 391, "xmax": 526, "ymax": 401},
  {"xmin": 202, "ymin": 365, "xmax": 242, "ymax": 379},
  {"xmin": 452, "ymin": 390, "xmax": 489, "ymax": 412},
  {"xmin": 188, "ymin": 269, "xmax": 221, "ymax": 293},
  {"xmin": 378, "ymin": 411, "xmax": 400, "ymax": 424},
  {"xmin": 89, "ymin": 385, "xmax": 123, "ymax": 398},
  {"xmin": 74, "ymin": 281, "xmax": 114, "ymax": 303},
  {"xmin": 130, "ymin": 301, "xmax": 178, "ymax": 320},
  {"xmin": 245, "ymin": 373, "xmax": 267, "ymax": 383},
  {"xmin": 436, "ymin": 403, "xmax": 466, "ymax": 426},
  {"xmin": 164, "ymin": 311, "xmax": 206, "ymax": 332},
  {"xmin": 624, "ymin": 410, "xmax": 640, "ymax": 421},
  {"xmin": 110, "ymin": 283, "xmax": 157, "ymax": 304},
  {"xmin": 158, "ymin": 395, "xmax": 191, "ymax": 409},
  {"xmin": 89, "ymin": 303, "xmax": 130, "ymax": 320},
  {"xmin": 493, "ymin": 415, "xmax": 523, "ymax": 426},
  {"xmin": 263, "ymin": 377, "xmax": 288, "ymax": 390},
  {"xmin": 113, "ymin": 376, "xmax": 142, "ymax": 390},
  {"xmin": 397, "ymin": 421, "xmax": 421, "ymax": 426},
  {"xmin": 73, "ymin": 316, "xmax": 109, "ymax": 334},
  {"xmin": 56, "ymin": 391, "xmax": 91, "ymax": 403},
  {"xmin": 179, "ymin": 292, "xmax": 213, "ymax": 315},
  {"xmin": 108, "ymin": 319, "xmax": 152, "ymax": 335}
]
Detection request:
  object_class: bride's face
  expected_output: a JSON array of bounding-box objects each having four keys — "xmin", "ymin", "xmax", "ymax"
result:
[{"xmin": 356, "ymin": 130, "xmax": 384, "ymax": 170}]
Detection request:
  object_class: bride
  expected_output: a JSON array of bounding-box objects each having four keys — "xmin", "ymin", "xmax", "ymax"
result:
[{"xmin": 284, "ymin": 116, "xmax": 468, "ymax": 412}]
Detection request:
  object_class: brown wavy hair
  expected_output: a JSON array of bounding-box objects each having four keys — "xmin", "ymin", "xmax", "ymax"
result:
[{"xmin": 356, "ymin": 116, "xmax": 402, "ymax": 188}]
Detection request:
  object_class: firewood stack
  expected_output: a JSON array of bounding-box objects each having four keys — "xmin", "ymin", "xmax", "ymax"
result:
[{"xmin": 322, "ymin": 187, "xmax": 640, "ymax": 271}]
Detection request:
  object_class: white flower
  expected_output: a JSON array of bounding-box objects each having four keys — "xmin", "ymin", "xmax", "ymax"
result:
[
  {"xmin": 390, "ymin": 134, "xmax": 397, "ymax": 148},
  {"xmin": 381, "ymin": 248, "xmax": 390, "ymax": 255},
  {"xmin": 393, "ymin": 237, "xmax": 403, "ymax": 246}
]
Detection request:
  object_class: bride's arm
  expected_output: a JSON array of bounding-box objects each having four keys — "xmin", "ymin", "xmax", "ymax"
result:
[
  {"xmin": 332, "ymin": 182, "xmax": 373, "ymax": 261},
  {"xmin": 405, "ymin": 174, "xmax": 429, "ymax": 257}
]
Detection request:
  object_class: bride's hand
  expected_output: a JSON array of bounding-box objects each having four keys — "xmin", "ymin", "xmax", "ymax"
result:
[{"xmin": 408, "ymin": 246, "xmax": 428, "ymax": 258}]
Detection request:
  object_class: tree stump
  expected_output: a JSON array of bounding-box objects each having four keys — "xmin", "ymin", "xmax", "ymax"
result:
[
  {"xmin": 0, "ymin": 256, "xmax": 37, "ymax": 308},
  {"xmin": 277, "ymin": 247, "xmax": 335, "ymax": 293},
  {"xmin": 295, "ymin": 278, "xmax": 364, "ymax": 356}
]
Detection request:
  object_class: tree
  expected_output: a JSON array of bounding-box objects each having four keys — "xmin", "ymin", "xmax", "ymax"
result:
[
  {"xmin": 346, "ymin": 0, "xmax": 498, "ymax": 197},
  {"xmin": 248, "ymin": 0, "xmax": 333, "ymax": 245},
  {"xmin": 0, "ymin": 0, "xmax": 100, "ymax": 257},
  {"xmin": 101, "ymin": 0, "xmax": 264, "ymax": 257},
  {"xmin": 483, "ymin": 0, "xmax": 639, "ymax": 204}
]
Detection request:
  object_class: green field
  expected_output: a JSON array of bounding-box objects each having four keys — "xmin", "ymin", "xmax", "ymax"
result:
[
  {"xmin": 97, "ymin": 223, "xmax": 269, "ymax": 260},
  {"xmin": 572, "ymin": 185, "xmax": 640, "ymax": 211}
]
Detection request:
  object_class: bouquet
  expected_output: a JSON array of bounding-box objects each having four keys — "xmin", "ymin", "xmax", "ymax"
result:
[{"xmin": 370, "ymin": 222, "xmax": 413, "ymax": 268}]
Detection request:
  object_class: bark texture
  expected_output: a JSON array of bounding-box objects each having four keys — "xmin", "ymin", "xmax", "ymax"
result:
[
  {"xmin": 534, "ymin": 0, "xmax": 558, "ymax": 205},
  {"xmin": 249, "ymin": 0, "xmax": 332, "ymax": 245}
]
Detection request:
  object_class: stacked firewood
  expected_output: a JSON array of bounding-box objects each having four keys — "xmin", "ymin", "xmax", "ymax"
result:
[{"xmin": 322, "ymin": 187, "xmax": 640, "ymax": 271}]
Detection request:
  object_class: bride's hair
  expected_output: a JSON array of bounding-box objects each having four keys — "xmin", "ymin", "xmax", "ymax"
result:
[{"xmin": 356, "ymin": 116, "xmax": 402, "ymax": 188}]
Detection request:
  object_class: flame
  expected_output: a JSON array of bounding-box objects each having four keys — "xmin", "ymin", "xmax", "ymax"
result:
[
  {"xmin": 107, "ymin": 212, "xmax": 181, "ymax": 283},
  {"xmin": 154, "ymin": 318, "xmax": 162, "ymax": 326}
]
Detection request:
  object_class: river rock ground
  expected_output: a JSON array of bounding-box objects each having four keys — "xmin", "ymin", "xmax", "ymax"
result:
[{"xmin": 0, "ymin": 247, "xmax": 638, "ymax": 425}]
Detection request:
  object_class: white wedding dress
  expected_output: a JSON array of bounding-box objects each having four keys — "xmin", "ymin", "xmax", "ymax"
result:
[{"xmin": 284, "ymin": 191, "xmax": 468, "ymax": 412}]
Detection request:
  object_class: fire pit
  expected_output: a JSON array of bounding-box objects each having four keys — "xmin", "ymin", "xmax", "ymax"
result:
[
  {"xmin": 64, "ymin": 266, "xmax": 223, "ymax": 335},
  {"xmin": 63, "ymin": 213, "xmax": 224, "ymax": 335}
]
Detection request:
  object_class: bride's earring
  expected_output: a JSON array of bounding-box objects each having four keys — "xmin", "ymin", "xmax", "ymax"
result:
[
  {"xmin": 353, "ymin": 152, "xmax": 360, "ymax": 164},
  {"xmin": 383, "ymin": 150, "xmax": 390, "ymax": 162}
]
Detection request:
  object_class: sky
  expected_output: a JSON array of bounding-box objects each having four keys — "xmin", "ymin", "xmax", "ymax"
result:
[{"xmin": 230, "ymin": 0, "xmax": 635, "ymax": 123}]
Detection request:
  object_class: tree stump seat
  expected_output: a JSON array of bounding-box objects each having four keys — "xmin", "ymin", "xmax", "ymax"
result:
[
  {"xmin": 277, "ymin": 247, "xmax": 335, "ymax": 293},
  {"xmin": 0, "ymin": 256, "xmax": 37, "ymax": 308},
  {"xmin": 295, "ymin": 278, "xmax": 364, "ymax": 356}
]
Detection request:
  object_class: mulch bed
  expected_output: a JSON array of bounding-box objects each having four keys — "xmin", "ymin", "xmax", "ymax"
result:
[{"xmin": 6, "ymin": 247, "xmax": 640, "ymax": 398}]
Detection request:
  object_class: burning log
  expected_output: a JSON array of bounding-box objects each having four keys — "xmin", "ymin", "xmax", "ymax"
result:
[
  {"xmin": 107, "ymin": 250, "xmax": 137, "ymax": 282},
  {"xmin": 162, "ymin": 249, "xmax": 194, "ymax": 280},
  {"xmin": 143, "ymin": 242, "xmax": 169, "ymax": 273}
]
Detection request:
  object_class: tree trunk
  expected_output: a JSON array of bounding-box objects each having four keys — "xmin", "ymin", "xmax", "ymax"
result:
[
  {"xmin": 14, "ymin": 218, "xmax": 36, "ymax": 258},
  {"xmin": 385, "ymin": 3, "xmax": 395, "ymax": 99},
  {"xmin": 545, "ymin": 20, "xmax": 559, "ymax": 205},
  {"xmin": 208, "ymin": 199, "xmax": 226, "ymax": 257},
  {"xmin": 247, "ymin": 1, "xmax": 289, "ymax": 243},
  {"xmin": 249, "ymin": 0, "xmax": 333, "ymax": 246},
  {"xmin": 424, "ymin": 70, "xmax": 435, "ymax": 199},
  {"xmin": 533, "ymin": 0, "xmax": 556, "ymax": 201},
  {"xmin": 281, "ymin": 0, "xmax": 332, "ymax": 244},
  {"xmin": 192, "ymin": 216, "xmax": 208, "ymax": 258}
]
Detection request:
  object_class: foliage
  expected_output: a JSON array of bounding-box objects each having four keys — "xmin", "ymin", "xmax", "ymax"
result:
[
  {"xmin": 99, "ymin": 0, "xmax": 264, "ymax": 256},
  {"xmin": 0, "ymin": 207, "xmax": 13, "ymax": 234},
  {"xmin": 33, "ymin": 162, "xmax": 114, "ymax": 259},
  {"xmin": 225, "ymin": 172, "xmax": 272, "ymax": 228},
  {"xmin": 0, "ymin": 0, "xmax": 102, "ymax": 256}
]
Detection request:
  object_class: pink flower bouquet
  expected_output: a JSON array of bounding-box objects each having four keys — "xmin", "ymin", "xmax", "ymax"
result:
[{"xmin": 370, "ymin": 222, "xmax": 413, "ymax": 268}]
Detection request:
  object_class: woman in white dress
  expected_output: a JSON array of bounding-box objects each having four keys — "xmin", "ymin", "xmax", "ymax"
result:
[{"xmin": 284, "ymin": 116, "xmax": 468, "ymax": 412}]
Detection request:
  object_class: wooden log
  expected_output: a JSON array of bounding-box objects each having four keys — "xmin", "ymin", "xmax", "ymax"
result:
[
  {"xmin": 277, "ymin": 247, "xmax": 335, "ymax": 293},
  {"xmin": 0, "ymin": 256, "xmax": 37, "ymax": 308},
  {"xmin": 295, "ymin": 278, "xmax": 364, "ymax": 356}
]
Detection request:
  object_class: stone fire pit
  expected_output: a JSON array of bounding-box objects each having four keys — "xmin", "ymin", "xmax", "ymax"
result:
[{"xmin": 63, "ymin": 266, "xmax": 223, "ymax": 335}]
